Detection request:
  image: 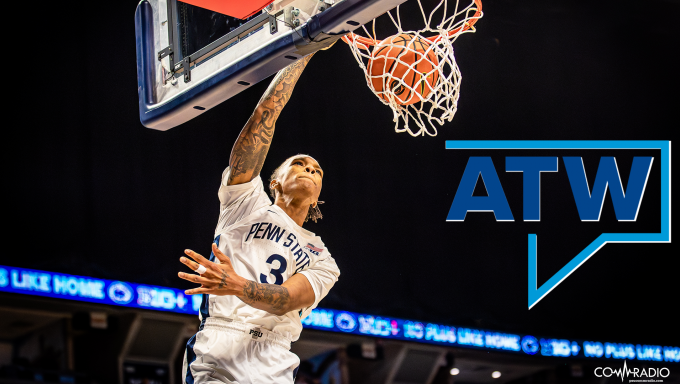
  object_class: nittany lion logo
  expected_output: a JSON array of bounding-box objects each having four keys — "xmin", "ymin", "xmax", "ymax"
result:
[{"xmin": 108, "ymin": 281, "xmax": 133, "ymax": 304}]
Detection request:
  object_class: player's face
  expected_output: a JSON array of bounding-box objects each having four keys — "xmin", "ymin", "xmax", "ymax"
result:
[{"xmin": 276, "ymin": 156, "xmax": 323, "ymax": 203}]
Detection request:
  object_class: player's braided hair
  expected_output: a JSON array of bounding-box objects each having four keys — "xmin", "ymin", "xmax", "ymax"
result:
[{"xmin": 268, "ymin": 155, "xmax": 324, "ymax": 223}]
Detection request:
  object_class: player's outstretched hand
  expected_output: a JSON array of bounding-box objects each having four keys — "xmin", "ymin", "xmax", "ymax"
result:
[{"xmin": 178, "ymin": 244, "xmax": 245, "ymax": 296}]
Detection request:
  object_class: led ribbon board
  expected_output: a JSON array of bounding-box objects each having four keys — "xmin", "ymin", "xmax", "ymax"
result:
[
  {"xmin": 444, "ymin": 141, "xmax": 671, "ymax": 309},
  {"xmin": 301, "ymin": 309, "xmax": 680, "ymax": 363},
  {"xmin": 1, "ymin": 265, "xmax": 678, "ymax": 363},
  {"xmin": 0, "ymin": 266, "xmax": 202, "ymax": 315}
]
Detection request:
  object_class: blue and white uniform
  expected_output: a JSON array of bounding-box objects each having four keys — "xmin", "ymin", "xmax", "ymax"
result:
[{"xmin": 183, "ymin": 167, "xmax": 340, "ymax": 384}]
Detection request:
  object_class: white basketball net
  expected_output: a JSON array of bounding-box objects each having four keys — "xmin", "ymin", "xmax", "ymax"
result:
[{"xmin": 343, "ymin": 0, "xmax": 482, "ymax": 136}]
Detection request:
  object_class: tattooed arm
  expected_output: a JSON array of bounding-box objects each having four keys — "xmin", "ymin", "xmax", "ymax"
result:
[
  {"xmin": 239, "ymin": 274, "xmax": 315, "ymax": 316},
  {"xmin": 227, "ymin": 54, "xmax": 314, "ymax": 186},
  {"xmin": 179, "ymin": 244, "xmax": 315, "ymax": 316}
]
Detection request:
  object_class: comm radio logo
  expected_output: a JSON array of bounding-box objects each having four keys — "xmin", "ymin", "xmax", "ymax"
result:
[
  {"xmin": 595, "ymin": 361, "xmax": 670, "ymax": 382},
  {"xmin": 445, "ymin": 141, "xmax": 671, "ymax": 308}
]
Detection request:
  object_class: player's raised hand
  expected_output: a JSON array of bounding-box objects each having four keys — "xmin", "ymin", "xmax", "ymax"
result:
[{"xmin": 178, "ymin": 243, "xmax": 245, "ymax": 296}]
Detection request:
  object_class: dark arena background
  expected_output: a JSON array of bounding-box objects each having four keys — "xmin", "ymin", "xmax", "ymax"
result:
[{"xmin": 3, "ymin": 0, "xmax": 679, "ymax": 383}]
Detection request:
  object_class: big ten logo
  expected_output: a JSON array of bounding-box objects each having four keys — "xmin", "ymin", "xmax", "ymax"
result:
[
  {"xmin": 358, "ymin": 316, "xmax": 399, "ymax": 337},
  {"xmin": 445, "ymin": 141, "xmax": 670, "ymax": 308},
  {"xmin": 136, "ymin": 286, "xmax": 185, "ymax": 310}
]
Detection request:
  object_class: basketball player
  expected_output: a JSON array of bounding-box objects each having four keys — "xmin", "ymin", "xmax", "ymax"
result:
[{"xmin": 177, "ymin": 52, "xmax": 339, "ymax": 384}]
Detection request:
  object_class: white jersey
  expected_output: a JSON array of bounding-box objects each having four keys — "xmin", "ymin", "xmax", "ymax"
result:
[{"xmin": 199, "ymin": 167, "xmax": 340, "ymax": 342}]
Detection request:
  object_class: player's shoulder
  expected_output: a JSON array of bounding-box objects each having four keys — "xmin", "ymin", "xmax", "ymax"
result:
[
  {"xmin": 301, "ymin": 235, "xmax": 328, "ymax": 257},
  {"xmin": 238, "ymin": 203, "xmax": 284, "ymax": 223},
  {"xmin": 261, "ymin": 205, "xmax": 330, "ymax": 251},
  {"xmin": 219, "ymin": 168, "xmax": 268, "ymax": 201}
]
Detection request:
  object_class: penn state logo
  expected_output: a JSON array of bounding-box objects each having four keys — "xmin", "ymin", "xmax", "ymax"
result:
[
  {"xmin": 521, "ymin": 335, "xmax": 539, "ymax": 355},
  {"xmin": 249, "ymin": 329, "xmax": 263, "ymax": 339},
  {"xmin": 335, "ymin": 312, "xmax": 357, "ymax": 332},
  {"xmin": 108, "ymin": 281, "xmax": 133, "ymax": 304}
]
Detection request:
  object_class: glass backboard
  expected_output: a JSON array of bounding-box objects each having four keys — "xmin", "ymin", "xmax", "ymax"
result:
[{"xmin": 135, "ymin": 0, "xmax": 409, "ymax": 130}]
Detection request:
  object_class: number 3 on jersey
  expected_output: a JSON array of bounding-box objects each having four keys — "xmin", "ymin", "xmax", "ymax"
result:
[{"xmin": 260, "ymin": 254, "xmax": 287, "ymax": 285}]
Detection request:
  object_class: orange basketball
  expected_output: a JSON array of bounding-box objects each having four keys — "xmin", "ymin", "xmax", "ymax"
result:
[{"xmin": 368, "ymin": 33, "xmax": 440, "ymax": 106}]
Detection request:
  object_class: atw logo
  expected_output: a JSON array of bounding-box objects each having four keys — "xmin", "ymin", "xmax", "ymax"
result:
[{"xmin": 445, "ymin": 141, "xmax": 671, "ymax": 309}]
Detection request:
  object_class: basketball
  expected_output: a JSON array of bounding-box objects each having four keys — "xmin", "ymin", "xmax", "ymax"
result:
[{"xmin": 367, "ymin": 33, "xmax": 440, "ymax": 106}]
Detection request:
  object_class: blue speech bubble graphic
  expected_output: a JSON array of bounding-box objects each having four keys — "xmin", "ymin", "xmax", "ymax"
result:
[{"xmin": 445, "ymin": 141, "xmax": 671, "ymax": 309}]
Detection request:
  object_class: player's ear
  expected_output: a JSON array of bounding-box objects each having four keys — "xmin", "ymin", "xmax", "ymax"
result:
[{"xmin": 311, "ymin": 201, "xmax": 317, "ymax": 208}]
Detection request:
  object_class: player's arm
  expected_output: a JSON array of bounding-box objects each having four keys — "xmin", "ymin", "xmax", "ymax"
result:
[
  {"xmin": 179, "ymin": 244, "xmax": 314, "ymax": 316},
  {"xmin": 240, "ymin": 273, "xmax": 314, "ymax": 316},
  {"xmin": 227, "ymin": 54, "xmax": 314, "ymax": 186}
]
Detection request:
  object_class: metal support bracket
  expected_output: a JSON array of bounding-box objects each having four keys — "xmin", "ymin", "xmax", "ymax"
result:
[
  {"xmin": 158, "ymin": 46, "xmax": 172, "ymax": 61},
  {"xmin": 269, "ymin": 14, "xmax": 278, "ymax": 34},
  {"xmin": 183, "ymin": 57, "xmax": 191, "ymax": 83}
]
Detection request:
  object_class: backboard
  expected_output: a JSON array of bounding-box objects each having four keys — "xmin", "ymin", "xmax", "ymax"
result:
[{"xmin": 135, "ymin": 0, "xmax": 409, "ymax": 130}]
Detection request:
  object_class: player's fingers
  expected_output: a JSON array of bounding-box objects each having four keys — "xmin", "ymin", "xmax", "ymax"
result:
[
  {"xmin": 178, "ymin": 272, "xmax": 213, "ymax": 286},
  {"xmin": 179, "ymin": 256, "xmax": 201, "ymax": 271},
  {"xmin": 211, "ymin": 243, "xmax": 231, "ymax": 265},
  {"xmin": 185, "ymin": 287, "xmax": 212, "ymax": 295},
  {"xmin": 184, "ymin": 249, "xmax": 211, "ymax": 266}
]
